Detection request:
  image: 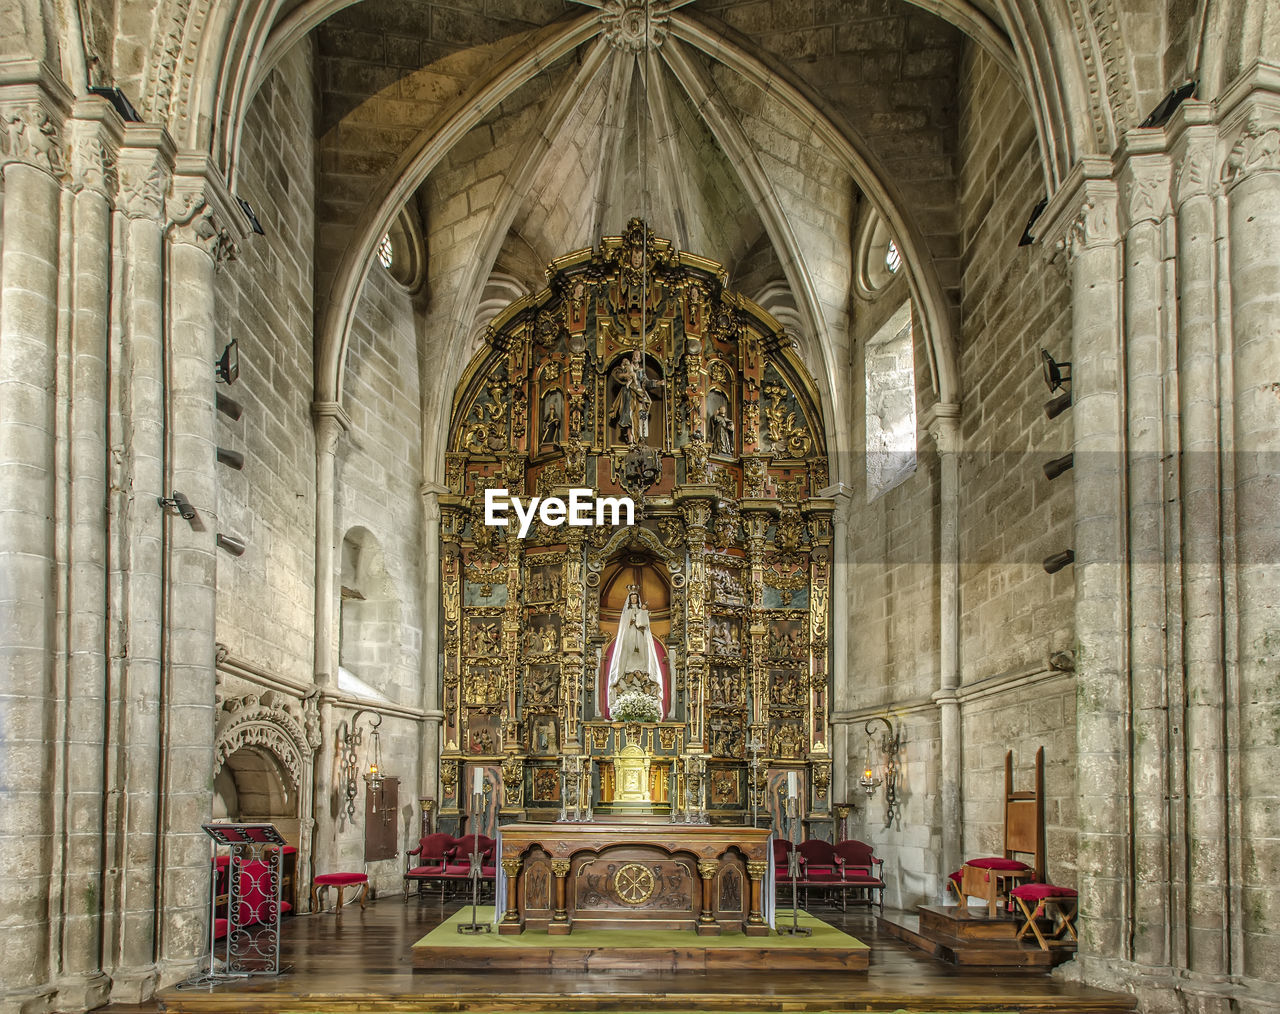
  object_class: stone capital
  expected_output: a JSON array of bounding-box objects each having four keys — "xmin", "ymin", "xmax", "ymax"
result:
[
  {"xmin": 66, "ymin": 99, "xmax": 127, "ymax": 198},
  {"xmin": 1219, "ymin": 111, "xmax": 1280, "ymax": 190},
  {"xmin": 1032, "ymin": 157, "xmax": 1121, "ymax": 265},
  {"xmin": 118, "ymin": 125, "xmax": 176, "ymax": 220},
  {"xmin": 420, "ymin": 480, "xmax": 450, "ymax": 523},
  {"xmin": 1118, "ymin": 155, "xmax": 1171, "ymax": 230},
  {"xmin": 168, "ymin": 153, "xmax": 251, "ymax": 265},
  {"xmin": 922, "ymin": 403, "xmax": 962, "ymax": 454},
  {"xmin": 311, "ymin": 401, "xmax": 352, "ymax": 456}
]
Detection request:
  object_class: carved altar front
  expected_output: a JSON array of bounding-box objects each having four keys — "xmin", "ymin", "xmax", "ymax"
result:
[
  {"xmin": 497, "ymin": 822, "xmax": 772, "ymax": 936},
  {"xmin": 437, "ymin": 221, "xmax": 835, "ymax": 834}
]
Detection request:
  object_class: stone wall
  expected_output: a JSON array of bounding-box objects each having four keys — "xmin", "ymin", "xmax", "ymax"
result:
[
  {"xmin": 329, "ymin": 263, "xmax": 427, "ymax": 888},
  {"xmin": 214, "ymin": 41, "xmax": 318, "ymax": 685},
  {"xmin": 953, "ymin": 41, "xmax": 1077, "ymax": 880}
]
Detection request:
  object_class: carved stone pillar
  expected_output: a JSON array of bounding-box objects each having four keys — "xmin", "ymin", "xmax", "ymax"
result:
[
  {"xmin": 310, "ymin": 402, "xmax": 349, "ymax": 878},
  {"xmin": 419, "ymin": 482, "xmax": 448, "ymax": 800},
  {"xmin": 817, "ymin": 485, "xmax": 851, "ymax": 805},
  {"xmin": 158, "ymin": 167, "xmax": 241, "ymax": 976},
  {"xmin": 0, "ymin": 91, "xmax": 68, "ymax": 1014},
  {"xmin": 104, "ymin": 131, "xmax": 172, "ymax": 1004},
  {"xmin": 1118, "ymin": 146, "xmax": 1175, "ymax": 971},
  {"xmin": 1220, "ymin": 103, "xmax": 1280, "ymax": 986},
  {"xmin": 1038, "ymin": 160, "xmax": 1128, "ymax": 963},
  {"xmin": 925, "ymin": 409, "xmax": 962, "ymax": 883},
  {"xmin": 1170, "ymin": 114, "xmax": 1231, "ymax": 978},
  {"xmin": 53, "ymin": 102, "xmax": 122, "ymax": 1012}
]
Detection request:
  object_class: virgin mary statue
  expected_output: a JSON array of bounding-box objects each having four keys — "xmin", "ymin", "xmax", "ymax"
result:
[{"xmin": 608, "ymin": 588, "xmax": 665, "ymax": 717}]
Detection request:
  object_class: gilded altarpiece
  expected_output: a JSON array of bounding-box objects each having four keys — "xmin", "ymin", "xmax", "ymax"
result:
[{"xmin": 438, "ymin": 222, "xmax": 834, "ymax": 833}]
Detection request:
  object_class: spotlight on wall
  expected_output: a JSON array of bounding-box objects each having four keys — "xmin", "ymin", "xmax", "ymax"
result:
[
  {"xmin": 89, "ymin": 86, "xmax": 142, "ymax": 122},
  {"xmin": 1041, "ymin": 349, "xmax": 1071, "ymax": 391},
  {"xmin": 1019, "ymin": 197, "xmax": 1048, "ymax": 246},
  {"xmin": 1044, "ymin": 390, "xmax": 1072, "ymax": 419},
  {"xmin": 216, "ymin": 533, "xmax": 247, "ymax": 556},
  {"xmin": 1043, "ymin": 453, "xmax": 1074, "ymax": 481},
  {"xmin": 216, "ymin": 447, "xmax": 245, "ymax": 470},
  {"xmin": 1043, "ymin": 549, "xmax": 1075, "ymax": 574},
  {"xmin": 157, "ymin": 491, "xmax": 197, "ymax": 521},
  {"xmin": 1139, "ymin": 81, "xmax": 1197, "ymax": 128},
  {"xmin": 216, "ymin": 391, "xmax": 243, "ymax": 420},
  {"xmin": 236, "ymin": 197, "xmax": 265, "ymax": 236},
  {"xmin": 215, "ymin": 339, "xmax": 239, "ymax": 385}
]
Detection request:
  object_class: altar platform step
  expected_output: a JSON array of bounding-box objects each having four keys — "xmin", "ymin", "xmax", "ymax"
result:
[
  {"xmin": 413, "ymin": 906, "xmax": 868, "ymax": 972},
  {"xmin": 144, "ymin": 898, "xmax": 1131, "ymax": 1014},
  {"xmin": 880, "ymin": 905, "xmax": 1074, "ymax": 970}
]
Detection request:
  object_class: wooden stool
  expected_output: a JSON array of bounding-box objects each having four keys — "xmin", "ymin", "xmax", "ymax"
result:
[
  {"xmin": 958, "ymin": 858, "xmax": 1032, "ymax": 916},
  {"xmin": 311, "ymin": 872, "xmax": 368, "ymax": 913},
  {"xmin": 1010, "ymin": 883, "xmax": 1078, "ymax": 950}
]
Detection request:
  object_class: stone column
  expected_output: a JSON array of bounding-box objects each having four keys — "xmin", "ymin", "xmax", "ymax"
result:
[
  {"xmin": 1118, "ymin": 149, "xmax": 1175, "ymax": 971},
  {"xmin": 51, "ymin": 103, "xmax": 122, "ymax": 1013},
  {"xmin": 818, "ymin": 484, "xmax": 852, "ymax": 806},
  {"xmin": 926, "ymin": 407, "xmax": 962, "ymax": 883},
  {"xmin": 0, "ymin": 96, "xmax": 66, "ymax": 1014},
  {"xmin": 1170, "ymin": 116, "xmax": 1231, "ymax": 978},
  {"xmin": 1220, "ymin": 105, "xmax": 1280, "ymax": 985},
  {"xmin": 310, "ymin": 402, "xmax": 348, "ymax": 880},
  {"xmin": 418, "ymin": 482, "xmax": 448, "ymax": 802},
  {"xmin": 103, "ymin": 131, "xmax": 171, "ymax": 1003},
  {"xmin": 155, "ymin": 171, "xmax": 238, "ymax": 978},
  {"xmin": 1037, "ymin": 159, "xmax": 1130, "ymax": 964}
]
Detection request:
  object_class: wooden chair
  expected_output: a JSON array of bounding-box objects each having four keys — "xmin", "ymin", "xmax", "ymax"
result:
[
  {"xmin": 954, "ymin": 747, "xmax": 1045, "ymax": 916},
  {"xmin": 833, "ymin": 840, "xmax": 886, "ymax": 914},
  {"xmin": 403, "ymin": 832, "xmax": 455, "ymax": 902}
]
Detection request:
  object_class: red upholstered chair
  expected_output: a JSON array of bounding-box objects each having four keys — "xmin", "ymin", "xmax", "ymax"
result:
[
  {"xmin": 833, "ymin": 840, "xmax": 886, "ymax": 914},
  {"xmin": 794, "ymin": 840, "xmax": 843, "ymax": 908},
  {"xmin": 1010, "ymin": 883, "xmax": 1078, "ymax": 950},
  {"xmin": 404, "ymin": 832, "xmax": 455, "ymax": 902},
  {"xmin": 444, "ymin": 835, "xmax": 496, "ymax": 900},
  {"xmin": 772, "ymin": 838, "xmax": 794, "ymax": 882}
]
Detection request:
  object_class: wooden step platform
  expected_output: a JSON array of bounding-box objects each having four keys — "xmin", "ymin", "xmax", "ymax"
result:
[
  {"xmin": 413, "ymin": 906, "xmax": 868, "ymax": 972},
  {"xmin": 141, "ymin": 898, "xmax": 1131, "ymax": 1014},
  {"xmin": 881, "ymin": 905, "xmax": 1075, "ymax": 970}
]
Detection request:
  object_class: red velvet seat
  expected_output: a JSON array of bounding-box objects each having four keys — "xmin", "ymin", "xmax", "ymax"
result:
[
  {"xmin": 404, "ymin": 833, "xmax": 455, "ymax": 902},
  {"xmin": 1010, "ymin": 883, "xmax": 1078, "ymax": 950},
  {"xmin": 443, "ymin": 835, "xmax": 496, "ymax": 879},
  {"xmin": 311, "ymin": 871, "xmax": 368, "ymax": 912},
  {"xmin": 772, "ymin": 838, "xmax": 794, "ymax": 881},
  {"xmin": 833, "ymin": 840, "xmax": 886, "ymax": 914},
  {"xmin": 796, "ymin": 840, "xmax": 843, "ymax": 882}
]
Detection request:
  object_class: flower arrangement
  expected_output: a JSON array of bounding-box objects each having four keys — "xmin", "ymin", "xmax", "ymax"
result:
[{"xmin": 612, "ymin": 690, "xmax": 661, "ymax": 724}]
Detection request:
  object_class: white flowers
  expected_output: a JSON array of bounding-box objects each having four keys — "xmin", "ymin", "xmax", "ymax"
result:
[{"xmin": 612, "ymin": 690, "xmax": 660, "ymax": 723}]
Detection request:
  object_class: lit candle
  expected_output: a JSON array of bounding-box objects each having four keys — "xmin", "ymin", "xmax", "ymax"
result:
[
  {"xmin": 473, "ymin": 767, "xmax": 484, "ymax": 795},
  {"xmin": 787, "ymin": 771, "xmax": 797, "ymax": 798}
]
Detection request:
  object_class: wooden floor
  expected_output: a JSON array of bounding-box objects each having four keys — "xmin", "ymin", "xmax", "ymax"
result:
[{"xmin": 105, "ymin": 895, "xmax": 1137, "ymax": 1014}]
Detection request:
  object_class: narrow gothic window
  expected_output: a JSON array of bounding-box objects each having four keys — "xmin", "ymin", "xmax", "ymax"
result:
[
  {"xmin": 377, "ymin": 234, "xmax": 394, "ymax": 269},
  {"xmin": 865, "ymin": 302, "xmax": 916, "ymax": 500},
  {"xmin": 884, "ymin": 240, "xmax": 901, "ymax": 275}
]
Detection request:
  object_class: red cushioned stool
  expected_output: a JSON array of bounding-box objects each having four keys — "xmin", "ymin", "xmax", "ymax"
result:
[
  {"xmin": 311, "ymin": 872, "xmax": 368, "ymax": 913},
  {"xmin": 1010, "ymin": 883, "xmax": 1078, "ymax": 950}
]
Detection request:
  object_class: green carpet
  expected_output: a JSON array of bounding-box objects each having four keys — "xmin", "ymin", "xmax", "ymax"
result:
[{"xmin": 414, "ymin": 906, "xmax": 868, "ymax": 951}]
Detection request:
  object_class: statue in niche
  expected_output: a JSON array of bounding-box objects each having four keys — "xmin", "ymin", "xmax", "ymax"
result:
[
  {"xmin": 710, "ymin": 405, "xmax": 734, "ymax": 456},
  {"xmin": 608, "ymin": 587, "xmax": 664, "ymax": 715},
  {"xmin": 610, "ymin": 352, "xmax": 664, "ymax": 446},
  {"xmin": 540, "ymin": 395, "xmax": 562, "ymax": 446}
]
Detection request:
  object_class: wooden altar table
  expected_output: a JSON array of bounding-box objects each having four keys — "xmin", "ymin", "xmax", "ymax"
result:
[{"xmin": 496, "ymin": 821, "xmax": 772, "ymax": 937}]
